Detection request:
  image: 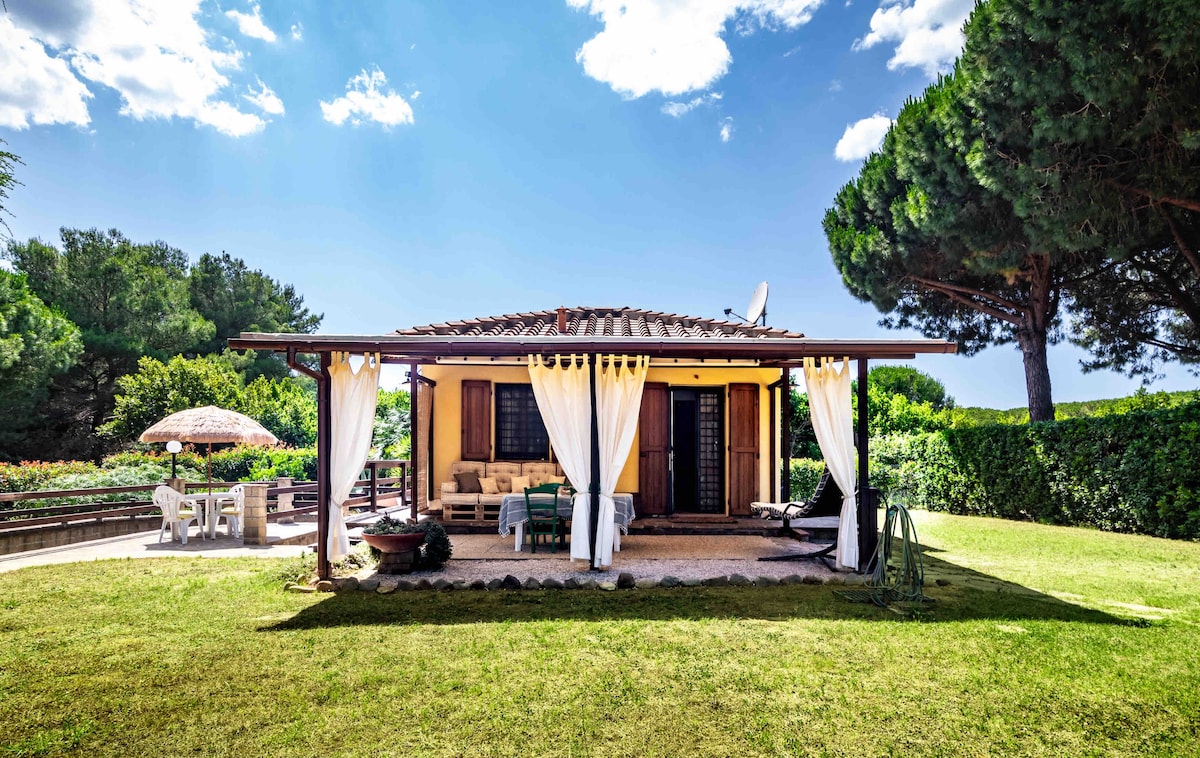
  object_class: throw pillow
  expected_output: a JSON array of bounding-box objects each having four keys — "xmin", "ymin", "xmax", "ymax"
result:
[
  {"xmin": 479, "ymin": 476, "xmax": 499, "ymax": 495},
  {"xmin": 454, "ymin": 471, "xmax": 482, "ymax": 494},
  {"xmin": 549, "ymin": 475, "xmax": 565, "ymax": 485},
  {"xmin": 510, "ymin": 475, "xmax": 532, "ymax": 493}
]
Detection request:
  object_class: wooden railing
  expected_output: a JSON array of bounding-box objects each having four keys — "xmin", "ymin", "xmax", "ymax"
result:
[{"xmin": 0, "ymin": 459, "xmax": 413, "ymax": 531}]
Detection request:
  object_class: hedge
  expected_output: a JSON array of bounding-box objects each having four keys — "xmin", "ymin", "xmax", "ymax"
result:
[
  {"xmin": 870, "ymin": 400, "xmax": 1200, "ymax": 539},
  {"xmin": 105, "ymin": 447, "xmax": 318, "ymax": 482},
  {"xmin": 787, "ymin": 459, "xmax": 826, "ymax": 502}
]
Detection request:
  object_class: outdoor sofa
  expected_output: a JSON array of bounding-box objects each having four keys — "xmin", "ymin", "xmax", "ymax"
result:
[{"xmin": 439, "ymin": 461, "xmax": 566, "ymax": 521}]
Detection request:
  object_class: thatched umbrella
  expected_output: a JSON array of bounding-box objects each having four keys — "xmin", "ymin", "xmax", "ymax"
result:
[{"xmin": 140, "ymin": 406, "xmax": 278, "ymax": 492}]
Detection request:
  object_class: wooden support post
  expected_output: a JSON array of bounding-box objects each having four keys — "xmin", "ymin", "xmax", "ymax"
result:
[
  {"xmin": 317, "ymin": 353, "xmax": 332, "ymax": 580},
  {"xmin": 242, "ymin": 483, "xmax": 268, "ymax": 545},
  {"xmin": 857, "ymin": 358, "xmax": 876, "ymax": 572},
  {"xmin": 369, "ymin": 462, "xmax": 378, "ymax": 512},
  {"xmin": 397, "ymin": 461, "xmax": 408, "ymax": 511},
  {"xmin": 588, "ymin": 355, "xmax": 601, "ymax": 571},
  {"xmin": 782, "ymin": 367, "xmax": 792, "ymax": 502},
  {"xmin": 768, "ymin": 378, "xmax": 777, "ymax": 502},
  {"xmin": 409, "ymin": 362, "xmax": 419, "ymax": 520}
]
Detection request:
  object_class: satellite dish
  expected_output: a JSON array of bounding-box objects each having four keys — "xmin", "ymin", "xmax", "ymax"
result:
[{"xmin": 746, "ymin": 281, "xmax": 768, "ymax": 325}]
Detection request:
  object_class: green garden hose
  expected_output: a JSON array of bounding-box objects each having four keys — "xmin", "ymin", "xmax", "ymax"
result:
[{"xmin": 840, "ymin": 492, "xmax": 928, "ymax": 607}]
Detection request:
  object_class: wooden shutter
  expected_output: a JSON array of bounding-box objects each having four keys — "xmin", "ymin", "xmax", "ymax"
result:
[
  {"xmin": 460, "ymin": 380, "xmax": 491, "ymax": 461},
  {"xmin": 728, "ymin": 383, "xmax": 759, "ymax": 516},
  {"xmin": 637, "ymin": 382, "xmax": 670, "ymax": 516}
]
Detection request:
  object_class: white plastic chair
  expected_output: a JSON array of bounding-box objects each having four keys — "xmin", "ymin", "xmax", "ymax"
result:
[
  {"xmin": 154, "ymin": 485, "xmax": 203, "ymax": 544},
  {"xmin": 214, "ymin": 484, "xmax": 245, "ymax": 539}
]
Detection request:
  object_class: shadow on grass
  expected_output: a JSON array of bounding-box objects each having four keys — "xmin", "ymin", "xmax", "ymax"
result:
[{"xmin": 263, "ymin": 550, "xmax": 1135, "ymax": 632}]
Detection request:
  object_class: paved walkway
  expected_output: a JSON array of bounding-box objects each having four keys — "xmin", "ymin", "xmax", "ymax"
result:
[
  {"xmin": 0, "ymin": 521, "xmax": 845, "ymax": 582},
  {"xmin": 0, "ymin": 524, "xmax": 313, "ymax": 573}
]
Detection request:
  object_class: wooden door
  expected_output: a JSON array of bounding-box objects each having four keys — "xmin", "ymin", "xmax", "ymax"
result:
[
  {"xmin": 728, "ymin": 383, "xmax": 759, "ymax": 516},
  {"xmin": 638, "ymin": 382, "xmax": 669, "ymax": 516},
  {"xmin": 460, "ymin": 380, "xmax": 491, "ymax": 461}
]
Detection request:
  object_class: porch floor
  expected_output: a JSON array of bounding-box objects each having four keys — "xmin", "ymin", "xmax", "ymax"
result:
[{"xmin": 351, "ymin": 530, "xmax": 846, "ymax": 588}]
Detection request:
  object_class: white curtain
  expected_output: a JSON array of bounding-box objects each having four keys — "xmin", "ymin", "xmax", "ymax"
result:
[
  {"xmin": 803, "ymin": 356, "xmax": 858, "ymax": 570},
  {"xmin": 527, "ymin": 355, "xmax": 594, "ymax": 562},
  {"xmin": 594, "ymin": 355, "xmax": 648, "ymax": 567},
  {"xmin": 328, "ymin": 351, "xmax": 381, "ymax": 562}
]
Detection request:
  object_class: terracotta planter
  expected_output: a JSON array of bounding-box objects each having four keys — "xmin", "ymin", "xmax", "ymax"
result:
[{"xmin": 362, "ymin": 532, "xmax": 425, "ymax": 574}]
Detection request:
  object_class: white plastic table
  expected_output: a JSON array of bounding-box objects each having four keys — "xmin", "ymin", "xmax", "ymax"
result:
[{"xmin": 183, "ymin": 491, "xmax": 235, "ymax": 539}]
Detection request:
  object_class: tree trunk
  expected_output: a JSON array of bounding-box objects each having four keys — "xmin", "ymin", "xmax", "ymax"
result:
[
  {"xmin": 1017, "ymin": 328, "xmax": 1055, "ymax": 422},
  {"xmin": 1019, "ymin": 254, "xmax": 1056, "ymax": 423}
]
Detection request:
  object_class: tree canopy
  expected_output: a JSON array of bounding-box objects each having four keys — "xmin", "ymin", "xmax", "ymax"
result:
[
  {"xmin": 955, "ymin": 0, "xmax": 1200, "ymax": 378},
  {"xmin": 825, "ymin": 0, "xmax": 1200, "ymax": 419},
  {"xmin": 868, "ymin": 366, "xmax": 953, "ymax": 410},
  {"xmin": 0, "ymin": 140, "xmax": 21, "ymax": 240},
  {"xmin": 100, "ymin": 354, "xmax": 318, "ymax": 449},
  {"xmin": 825, "ymin": 75, "xmax": 1069, "ymax": 421},
  {"xmin": 188, "ymin": 252, "xmax": 321, "ymax": 379},
  {"xmin": 3, "ymin": 228, "xmax": 323, "ymax": 460},
  {"xmin": 0, "ymin": 271, "xmax": 81, "ymax": 458}
]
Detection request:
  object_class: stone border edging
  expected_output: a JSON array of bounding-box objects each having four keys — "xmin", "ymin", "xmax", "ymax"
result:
[{"xmin": 288, "ymin": 571, "xmax": 870, "ymax": 594}]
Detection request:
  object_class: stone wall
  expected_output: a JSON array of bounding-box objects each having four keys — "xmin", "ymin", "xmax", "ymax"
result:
[{"xmin": 0, "ymin": 516, "xmax": 161, "ymax": 556}]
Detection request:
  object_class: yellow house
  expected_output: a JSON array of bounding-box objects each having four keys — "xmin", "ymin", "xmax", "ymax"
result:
[{"xmin": 233, "ymin": 305, "xmax": 956, "ymax": 577}]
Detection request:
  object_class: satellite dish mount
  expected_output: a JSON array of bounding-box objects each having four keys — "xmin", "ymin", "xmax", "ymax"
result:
[{"xmin": 724, "ymin": 281, "xmax": 769, "ymax": 326}]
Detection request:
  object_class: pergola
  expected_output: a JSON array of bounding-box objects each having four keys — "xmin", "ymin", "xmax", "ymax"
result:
[{"xmin": 230, "ymin": 330, "xmax": 957, "ymax": 579}]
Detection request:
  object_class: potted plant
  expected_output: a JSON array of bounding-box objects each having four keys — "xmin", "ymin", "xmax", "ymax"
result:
[{"xmin": 361, "ymin": 516, "xmax": 452, "ymax": 574}]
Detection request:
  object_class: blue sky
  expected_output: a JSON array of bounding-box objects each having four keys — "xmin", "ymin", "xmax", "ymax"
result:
[{"xmin": 2, "ymin": 0, "xmax": 1196, "ymax": 408}]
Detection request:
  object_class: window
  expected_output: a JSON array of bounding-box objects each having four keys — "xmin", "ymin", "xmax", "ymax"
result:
[{"xmin": 495, "ymin": 384, "xmax": 550, "ymax": 460}]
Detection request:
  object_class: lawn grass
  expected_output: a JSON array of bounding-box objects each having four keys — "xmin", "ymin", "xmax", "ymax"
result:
[{"xmin": 2, "ymin": 513, "xmax": 1199, "ymax": 757}]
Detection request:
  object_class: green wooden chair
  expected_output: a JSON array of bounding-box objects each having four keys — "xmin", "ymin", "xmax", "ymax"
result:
[{"xmin": 523, "ymin": 483, "xmax": 566, "ymax": 553}]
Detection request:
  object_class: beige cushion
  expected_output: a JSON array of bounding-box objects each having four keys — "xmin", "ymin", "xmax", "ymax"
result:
[
  {"xmin": 479, "ymin": 477, "xmax": 499, "ymax": 495},
  {"xmin": 449, "ymin": 461, "xmax": 485, "ymax": 478},
  {"xmin": 510, "ymin": 475, "xmax": 531, "ymax": 494},
  {"xmin": 522, "ymin": 462, "xmax": 558, "ymax": 487},
  {"xmin": 549, "ymin": 475, "xmax": 566, "ymax": 485},
  {"xmin": 441, "ymin": 492, "xmax": 479, "ymax": 506},
  {"xmin": 479, "ymin": 493, "xmax": 506, "ymax": 506},
  {"xmin": 485, "ymin": 462, "xmax": 521, "ymax": 493},
  {"xmin": 441, "ymin": 481, "xmax": 459, "ymax": 495}
]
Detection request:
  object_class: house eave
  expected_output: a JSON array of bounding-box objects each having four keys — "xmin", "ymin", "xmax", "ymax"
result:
[{"xmin": 229, "ymin": 332, "xmax": 958, "ymax": 361}]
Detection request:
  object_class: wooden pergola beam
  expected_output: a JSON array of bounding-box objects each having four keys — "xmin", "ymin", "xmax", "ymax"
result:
[{"xmin": 231, "ymin": 333, "xmax": 956, "ymax": 362}]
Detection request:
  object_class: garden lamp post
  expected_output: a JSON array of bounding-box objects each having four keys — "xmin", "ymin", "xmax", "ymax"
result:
[{"xmin": 166, "ymin": 440, "xmax": 182, "ymax": 479}]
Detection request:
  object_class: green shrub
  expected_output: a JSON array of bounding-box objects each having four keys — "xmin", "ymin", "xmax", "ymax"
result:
[
  {"xmin": 0, "ymin": 461, "xmax": 95, "ymax": 494},
  {"xmin": 787, "ymin": 458, "xmax": 825, "ymax": 501},
  {"xmin": 102, "ymin": 447, "xmax": 316, "ymax": 482},
  {"xmin": 198, "ymin": 446, "xmax": 312, "ymax": 482},
  {"xmin": 363, "ymin": 516, "xmax": 453, "ymax": 570},
  {"xmin": 871, "ymin": 400, "xmax": 1200, "ymax": 539}
]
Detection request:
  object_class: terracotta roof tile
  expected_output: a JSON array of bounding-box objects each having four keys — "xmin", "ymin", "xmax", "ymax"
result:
[{"xmin": 395, "ymin": 307, "xmax": 804, "ymax": 340}]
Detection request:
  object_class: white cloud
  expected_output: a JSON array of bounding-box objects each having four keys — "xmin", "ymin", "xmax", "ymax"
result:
[
  {"xmin": 834, "ymin": 113, "xmax": 892, "ymax": 161},
  {"xmin": 0, "ymin": 15, "xmax": 92, "ymax": 130},
  {"xmin": 1, "ymin": 0, "xmax": 274, "ymax": 137},
  {"xmin": 719, "ymin": 116, "xmax": 735, "ymax": 142},
  {"xmin": 320, "ymin": 68, "xmax": 415, "ymax": 128},
  {"xmin": 244, "ymin": 79, "xmax": 284, "ymax": 115},
  {"xmin": 853, "ymin": 0, "xmax": 974, "ymax": 77},
  {"xmin": 225, "ymin": 2, "xmax": 277, "ymax": 43},
  {"xmin": 567, "ymin": 0, "xmax": 824, "ymax": 98},
  {"xmin": 410, "ymin": 90, "xmax": 422, "ymax": 101},
  {"xmin": 290, "ymin": 23, "xmax": 303, "ymax": 41},
  {"xmin": 829, "ymin": 79, "xmax": 843, "ymax": 92},
  {"xmin": 661, "ymin": 92, "xmax": 722, "ymax": 118}
]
